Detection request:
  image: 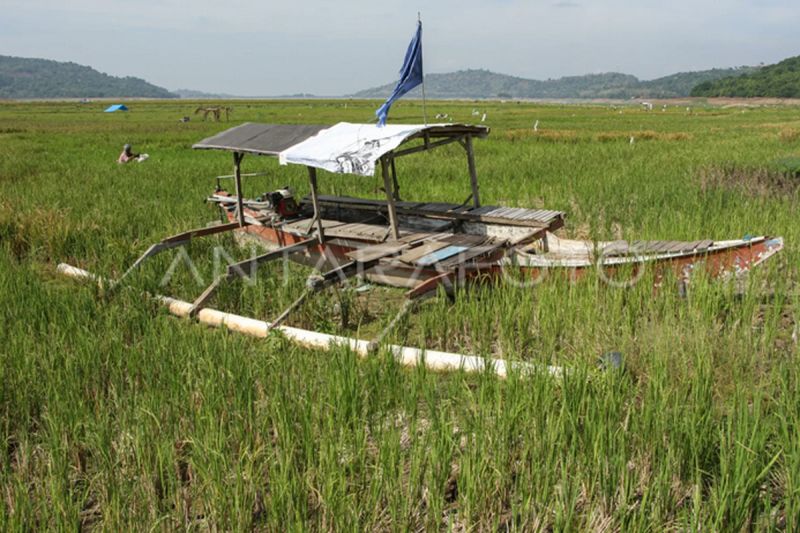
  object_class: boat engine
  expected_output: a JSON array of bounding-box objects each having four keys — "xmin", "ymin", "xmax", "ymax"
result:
[{"xmin": 258, "ymin": 187, "xmax": 300, "ymax": 218}]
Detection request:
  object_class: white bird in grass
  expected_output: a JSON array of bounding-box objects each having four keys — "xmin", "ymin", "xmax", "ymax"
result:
[
  {"xmin": 481, "ymin": 113, "xmax": 487, "ymax": 122},
  {"xmin": 533, "ymin": 120, "xmax": 539, "ymax": 132},
  {"xmin": 629, "ymin": 136, "xmax": 635, "ymax": 145}
]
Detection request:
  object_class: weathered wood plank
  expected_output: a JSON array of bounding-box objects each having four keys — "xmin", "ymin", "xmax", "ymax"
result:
[
  {"xmin": 419, "ymin": 202, "xmax": 461, "ymax": 212},
  {"xmin": 440, "ymin": 234, "xmax": 487, "ymax": 246},
  {"xmin": 304, "ymin": 196, "xmax": 564, "ymax": 229},
  {"xmin": 325, "ymin": 223, "xmax": 393, "ymax": 241},
  {"xmin": 468, "ymin": 205, "xmax": 501, "ymax": 215},
  {"xmin": 395, "ymin": 241, "xmax": 451, "ymax": 264},
  {"xmin": 347, "ymin": 242, "xmax": 412, "ymax": 263},
  {"xmin": 437, "ymin": 242, "xmax": 505, "ymax": 267},
  {"xmin": 281, "ymin": 218, "xmax": 348, "ymax": 232},
  {"xmin": 416, "ymin": 245, "xmax": 471, "ymax": 266},
  {"xmin": 663, "ymin": 241, "xmax": 684, "ymax": 253}
]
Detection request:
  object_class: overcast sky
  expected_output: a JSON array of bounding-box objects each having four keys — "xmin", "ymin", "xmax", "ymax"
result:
[{"xmin": 1, "ymin": 0, "xmax": 797, "ymax": 95}]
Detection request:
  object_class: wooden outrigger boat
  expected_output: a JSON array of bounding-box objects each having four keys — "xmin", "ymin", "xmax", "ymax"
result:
[
  {"xmin": 57, "ymin": 121, "xmax": 783, "ymax": 375},
  {"xmin": 109, "ymin": 121, "xmax": 781, "ymax": 317}
]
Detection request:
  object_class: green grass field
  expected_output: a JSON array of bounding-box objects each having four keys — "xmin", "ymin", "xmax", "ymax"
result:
[{"xmin": 1, "ymin": 98, "xmax": 799, "ymax": 530}]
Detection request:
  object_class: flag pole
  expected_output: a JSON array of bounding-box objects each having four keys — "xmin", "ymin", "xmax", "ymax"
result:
[{"xmin": 419, "ymin": 12, "xmax": 428, "ymax": 126}]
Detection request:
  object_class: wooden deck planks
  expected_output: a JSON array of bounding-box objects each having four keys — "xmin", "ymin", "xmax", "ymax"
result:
[
  {"xmin": 440, "ymin": 234, "xmax": 487, "ymax": 246},
  {"xmin": 419, "ymin": 202, "xmax": 462, "ymax": 212},
  {"xmin": 305, "ymin": 195, "xmax": 565, "ymax": 228},
  {"xmin": 437, "ymin": 241, "xmax": 505, "ymax": 267},
  {"xmin": 394, "ymin": 241, "xmax": 452, "ymax": 264},
  {"xmin": 281, "ymin": 218, "xmax": 348, "ymax": 232},
  {"xmin": 603, "ymin": 238, "xmax": 720, "ymax": 257},
  {"xmin": 325, "ymin": 222, "xmax": 394, "ymax": 241},
  {"xmin": 347, "ymin": 242, "xmax": 412, "ymax": 263}
]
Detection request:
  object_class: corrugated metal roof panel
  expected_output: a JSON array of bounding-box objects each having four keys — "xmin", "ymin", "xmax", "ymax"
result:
[{"xmin": 193, "ymin": 123, "xmax": 328, "ymax": 156}]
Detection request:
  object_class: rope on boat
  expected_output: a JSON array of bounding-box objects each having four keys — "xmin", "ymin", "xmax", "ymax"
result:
[{"xmin": 56, "ymin": 263, "xmax": 562, "ymax": 379}]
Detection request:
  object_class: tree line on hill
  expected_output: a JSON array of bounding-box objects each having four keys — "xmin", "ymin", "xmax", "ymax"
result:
[
  {"xmin": 0, "ymin": 55, "xmax": 176, "ymax": 99},
  {"xmin": 2, "ymin": 52, "xmax": 799, "ymax": 100},
  {"xmin": 352, "ymin": 67, "xmax": 760, "ymax": 100},
  {"xmin": 691, "ymin": 56, "xmax": 800, "ymax": 98}
]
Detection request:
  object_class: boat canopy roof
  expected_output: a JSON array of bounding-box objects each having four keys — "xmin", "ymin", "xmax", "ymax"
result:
[
  {"xmin": 193, "ymin": 123, "xmax": 327, "ymax": 156},
  {"xmin": 193, "ymin": 122, "xmax": 489, "ymax": 176}
]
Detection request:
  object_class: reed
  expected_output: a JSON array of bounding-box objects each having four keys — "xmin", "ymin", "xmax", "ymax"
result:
[{"xmin": 0, "ymin": 98, "xmax": 798, "ymax": 529}]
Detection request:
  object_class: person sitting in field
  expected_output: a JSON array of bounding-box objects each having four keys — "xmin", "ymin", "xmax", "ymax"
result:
[{"xmin": 118, "ymin": 144, "xmax": 139, "ymax": 164}]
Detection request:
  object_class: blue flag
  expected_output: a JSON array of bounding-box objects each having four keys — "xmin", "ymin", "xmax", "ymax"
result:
[{"xmin": 376, "ymin": 21, "xmax": 423, "ymax": 126}]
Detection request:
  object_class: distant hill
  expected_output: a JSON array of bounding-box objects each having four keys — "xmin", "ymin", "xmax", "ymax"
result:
[
  {"xmin": 641, "ymin": 68, "xmax": 759, "ymax": 97},
  {"xmin": 173, "ymin": 88, "xmax": 239, "ymax": 99},
  {"xmin": 352, "ymin": 67, "xmax": 758, "ymax": 100},
  {"xmin": 0, "ymin": 55, "xmax": 177, "ymax": 99},
  {"xmin": 173, "ymin": 88, "xmax": 323, "ymax": 99},
  {"xmin": 691, "ymin": 56, "xmax": 800, "ymax": 98}
]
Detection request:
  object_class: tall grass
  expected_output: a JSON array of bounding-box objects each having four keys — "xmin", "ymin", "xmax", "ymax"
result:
[{"xmin": 0, "ymin": 99, "xmax": 798, "ymax": 529}]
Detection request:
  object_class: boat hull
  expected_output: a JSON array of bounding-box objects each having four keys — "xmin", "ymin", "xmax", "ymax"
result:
[
  {"xmin": 221, "ymin": 202, "xmax": 784, "ymax": 295},
  {"xmin": 510, "ymin": 236, "xmax": 784, "ymax": 287}
]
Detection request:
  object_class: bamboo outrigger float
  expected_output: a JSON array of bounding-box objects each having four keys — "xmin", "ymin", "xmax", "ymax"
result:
[
  {"xmin": 59, "ymin": 121, "xmax": 783, "ymax": 368},
  {"xmin": 56, "ymin": 263, "xmax": 562, "ymax": 379}
]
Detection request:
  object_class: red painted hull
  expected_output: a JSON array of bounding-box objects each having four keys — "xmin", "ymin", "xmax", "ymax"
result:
[{"xmin": 223, "ymin": 204, "xmax": 783, "ymax": 296}]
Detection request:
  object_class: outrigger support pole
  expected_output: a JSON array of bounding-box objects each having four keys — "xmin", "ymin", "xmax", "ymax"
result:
[
  {"xmin": 113, "ymin": 220, "xmax": 244, "ymax": 289},
  {"xmin": 233, "ymin": 152, "xmax": 246, "ymax": 227},
  {"xmin": 188, "ymin": 237, "xmax": 319, "ymax": 316},
  {"xmin": 381, "ymin": 156, "xmax": 401, "ymax": 240},
  {"xmin": 266, "ymin": 257, "xmax": 378, "ymax": 332},
  {"xmin": 367, "ymin": 298, "xmax": 420, "ymax": 352}
]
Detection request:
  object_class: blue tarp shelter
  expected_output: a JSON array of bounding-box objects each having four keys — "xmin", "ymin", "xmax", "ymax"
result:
[{"xmin": 104, "ymin": 104, "xmax": 128, "ymax": 112}]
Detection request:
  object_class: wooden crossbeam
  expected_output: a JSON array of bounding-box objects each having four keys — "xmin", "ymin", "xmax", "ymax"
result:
[
  {"xmin": 188, "ymin": 237, "xmax": 318, "ymax": 316},
  {"xmin": 226, "ymin": 238, "xmax": 318, "ymax": 278},
  {"xmin": 115, "ymin": 220, "xmax": 246, "ymax": 288}
]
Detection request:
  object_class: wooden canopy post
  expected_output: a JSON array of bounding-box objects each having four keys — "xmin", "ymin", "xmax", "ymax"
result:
[
  {"xmin": 381, "ymin": 156, "xmax": 401, "ymax": 240},
  {"xmin": 307, "ymin": 166, "xmax": 326, "ymax": 243},
  {"xmin": 390, "ymin": 158, "xmax": 401, "ymax": 201},
  {"xmin": 233, "ymin": 152, "xmax": 246, "ymax": 226},
  {"xmin": 465, "ymin": 135, "xmax": 481, "ymax": 208}
]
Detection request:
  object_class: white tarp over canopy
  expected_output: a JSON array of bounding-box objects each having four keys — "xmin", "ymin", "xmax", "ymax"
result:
[{"xmin": 278, "ymin": 122, "xmax": 444, "ymax": 177}]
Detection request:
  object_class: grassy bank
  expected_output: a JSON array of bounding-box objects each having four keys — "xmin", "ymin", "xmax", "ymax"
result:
[{"xmin": 1, "ymin": 99, "xmax": 799, "ymax": 529}]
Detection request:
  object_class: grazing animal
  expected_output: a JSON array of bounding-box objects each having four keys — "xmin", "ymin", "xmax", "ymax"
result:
[{"xmin": 194, "ymin": 106, "xmax": 233, "ymax": 122}]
